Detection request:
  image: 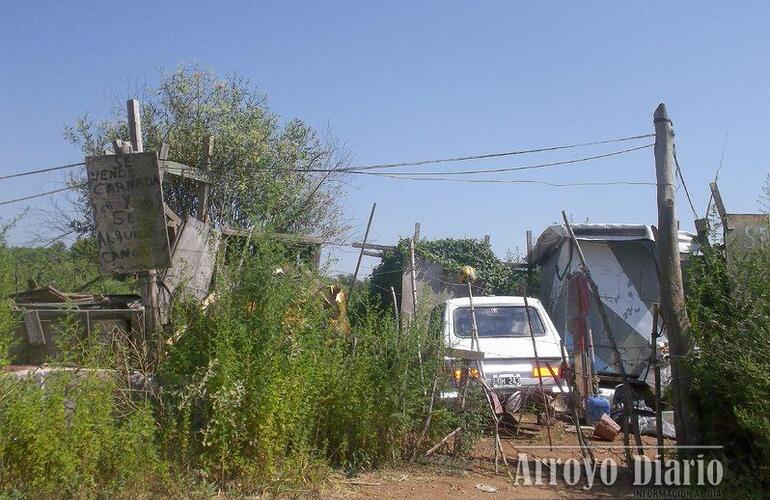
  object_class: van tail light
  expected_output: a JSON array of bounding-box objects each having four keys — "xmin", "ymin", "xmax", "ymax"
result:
[
  {"xmin": 451, "ymin": 366, "xmax": 480, "ymax": 384},
  {"xmin": 532, "ymin": 365, "xmax": 559, "ymax": 379}
]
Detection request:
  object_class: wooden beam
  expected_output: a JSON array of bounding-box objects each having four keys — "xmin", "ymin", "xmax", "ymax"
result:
[
  {"xmin": 709, "ymin": 182, "xmax": 730, "ymax": 229},
  {"xmin": 127, "ymin": 99, "xmax": 144, "ymax": 152},
  {"xmin": 222, "ymin": 226, "xmax": 325, "ymax": 245},
  {"xmin": 161, "ymin": 160, "xmax": 213, "ymax": 183},
  {"xmin": 361, "ymin": 250, "xmax": 383, "ymax": 258},
  {"xmin": 112, "ymin": 139, "xmax": 132, "ymax": 154},
  {"xmin": 351, "ymin": 242, "xmax": 394, "ymax": 251}
]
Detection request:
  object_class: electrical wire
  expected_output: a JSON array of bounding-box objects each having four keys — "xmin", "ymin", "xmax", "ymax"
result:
[
  {"xmin": 368, "ymin": 176, "xmax": 656, "ymax": 187},
  {"xmin": 672, "ymin": 145, "xmax": 699, "ymax": 219},
  {"xmin": 343, "ymin": 134, "xmax": 654, "ymax": 171},
  {"xmin": 0, "ymin": 161, "xmax": 85, "ymax": 181},
  {"xmin": 0, "ymin": 184, "xmax": 84, "ymax": 207},
  {"xmin": 341, "ymin": 143, "xmax": 654, "ymax": 177},
  {"xmin": 0, "ymin": 133, "xmax": 653, "ymax": 182}
]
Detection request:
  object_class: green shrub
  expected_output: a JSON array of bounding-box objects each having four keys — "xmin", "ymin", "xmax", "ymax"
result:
[
  {"xmin": 159, "ymin": 236, "xmax": 452, "ymax": 491},
  {"xmin": 687, "ymin": 244, "xmax": 770, "ymax": 487},
  {"xmin": 369, "ymin": 238, "xmax": 528, "ymax": 310}
]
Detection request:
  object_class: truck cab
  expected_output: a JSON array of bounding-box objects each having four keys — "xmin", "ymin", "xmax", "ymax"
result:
[{"xmin": 439, "ymin": 296, "xmax": 568, "ymax": 396}]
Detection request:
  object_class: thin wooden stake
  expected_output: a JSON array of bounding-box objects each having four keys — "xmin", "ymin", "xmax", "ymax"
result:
[
  {"xmin": 521, "ymin": 284, "xmax": 553, "ymax": 451},
  {"xmin": 408, "ymin": 235, "xmax": 426, "ymax": 389},
  {"xmin": 349, "ymin": 203, "xmax": 376, "ymax": 302},
  {"xmin": 390, "ymin": 286, "xmax": 400, "ymax": 333},
  {"xmin": 197, "ymin": 135, "xmax": 213, "ymax": 222},
  {"xmin": 561, "ymin": 210, "xmax": 642, "ymax": 465},
  {"xmin": 651, "ymin": 304, "xmax": 664, "ymax": 457},
  {"xmin": 425, "ymin": 427, "xmax": 461, "ymax": 457}
]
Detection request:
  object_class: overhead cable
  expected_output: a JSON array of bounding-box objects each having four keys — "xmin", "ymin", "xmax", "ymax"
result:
[
  {"xmin": 0, "ymin": 161, "xmax": 86, "ymax": 181},
  {"xmin": 345, "ymin": 143, "xmax": 653, "ymax": 177},
  {"xmin": 0, "ymin": 184, "xmax": 84, "ymax": 207},
  {"xmin": 343, "ymin": 133, "xmax": 654, "ymax": 171},
  {"xmin": 672, "ymin": 145, "xmax": 699, "ymax": 219}
]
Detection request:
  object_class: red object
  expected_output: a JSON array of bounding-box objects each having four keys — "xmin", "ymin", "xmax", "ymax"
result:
[{"xmin": 568, "ymin": 273, "xmax": 591, "ymax": 353}]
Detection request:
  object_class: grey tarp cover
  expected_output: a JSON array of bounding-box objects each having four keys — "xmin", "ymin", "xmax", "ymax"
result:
[{"xmin": 533, "ymin": 224, "xmax": 661, "ymax": 380}]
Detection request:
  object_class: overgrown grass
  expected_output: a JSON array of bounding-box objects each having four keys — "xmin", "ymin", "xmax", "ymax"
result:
[
  {"xmin": 0, "ymin": 233, "xmax": 476, "ymax": 497},
  {"xmin": 0, "ymin": 373, "xmax": 160, "ymax": 498},
  {"xmin": 158, "ymin": 237, "xmax": 456, "ymax": 491}
]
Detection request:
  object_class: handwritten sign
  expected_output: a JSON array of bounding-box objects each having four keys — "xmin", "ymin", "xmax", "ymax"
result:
[
  {"xmin": 86, "ymin": 152, "xmax": 171, "ymax": 273},
  {"xmin": 726, "ymin": 213, "xmax": 770, "ymax": 257}
]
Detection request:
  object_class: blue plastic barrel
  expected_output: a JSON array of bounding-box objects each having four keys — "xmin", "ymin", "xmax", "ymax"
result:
[{"xmin": 585, "ymin": 396, "xmax": 611, "ymax": 424}]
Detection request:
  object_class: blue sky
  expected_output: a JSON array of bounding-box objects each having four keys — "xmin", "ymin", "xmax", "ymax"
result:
[{"xmin": 2, "ymin": 2, "xmax": 769, "ymax": 275}]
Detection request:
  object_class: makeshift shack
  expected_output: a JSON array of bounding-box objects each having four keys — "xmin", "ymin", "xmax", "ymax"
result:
[{"xmin": 531, "ymin": 224, "xmax": 695, "ymax": 385}]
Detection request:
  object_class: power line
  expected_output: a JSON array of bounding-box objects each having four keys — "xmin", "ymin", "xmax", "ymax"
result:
[
  {"xmin": 368, "ymin": 175, "xmax": 655, "ymax": 187},
  {"xmin": 0, "ymin": 184, "xmax": 84, "ymax": 207},
  {"xmin": 344, "ymin": 133, "xmax": 654, "ymax": 171},
  {"xmin": 0, "ymin": 161, "xmax": 85, "ymax": 181},
  {"xmin": 347, "ymin": 143, "xmax": 654, "ymax": 177},
  {"xmin": 672, "ymin": 145, "xmax": 699, "ymax": 219},
  {"xmin": 0, "ymin": 133, "xmax": 653, "ymax": 182}
]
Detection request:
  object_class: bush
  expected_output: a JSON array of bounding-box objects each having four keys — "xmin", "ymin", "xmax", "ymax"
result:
[
  {"xmin": 0, "ymin": 373, "xmax": 160, "ymax": 497},
  {"xmin": 370, "ymin": 238, "xmax": 527, "ymax": 309},
  {"xmin": 158, "ymin": 236, "xmax": 453, "ymax": 491},
  {"xmin": 687, "ymin": 244, "xmax": 770, "ymax": 488}
]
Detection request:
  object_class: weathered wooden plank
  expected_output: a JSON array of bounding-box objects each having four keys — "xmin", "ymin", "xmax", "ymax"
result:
[
  {"xmin": 161, "ymin": 160, "xmax": 213, "ymax": 183},
  {"xmin": 86, "ymin": 152, "xmax": 171, "ymax": 274},
  {"xmin": 23, "ymin": 310, "xmax": 46, "ymax": 346},
  {"xmin": 161, "ymin": 217, "xmax": 220, "ymax": 302},
  {"xmin": 351, "ymin": 242, "xmax": 394, "ymax": 251},
  {"xmin": 222, "ymin": 226, "xmax": 325, "ymax": 245}
]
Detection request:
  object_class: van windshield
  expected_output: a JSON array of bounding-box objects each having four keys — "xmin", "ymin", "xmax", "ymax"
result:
[{"xmin": 453, "ymin": 306, "xmax": 546, "ymax": 338}]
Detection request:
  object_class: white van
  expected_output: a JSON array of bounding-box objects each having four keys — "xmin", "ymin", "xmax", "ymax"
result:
[{"xmin": 438, "ymin": 296, "xmax": 568, "ymax": 396}]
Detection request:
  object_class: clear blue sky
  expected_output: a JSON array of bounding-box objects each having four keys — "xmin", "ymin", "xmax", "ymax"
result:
[{"xmin": 2, "ymin": 2, "xmax": 769, "ymax": 275}]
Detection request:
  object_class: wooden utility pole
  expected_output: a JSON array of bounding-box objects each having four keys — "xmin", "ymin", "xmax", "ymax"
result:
[
  {"xmin": 127, "ymin": 98, "xmax": 160, "ymax": 335},
  {"xmin": 653, "ymin": 103, "xmax": 701, "ymax": 448}
]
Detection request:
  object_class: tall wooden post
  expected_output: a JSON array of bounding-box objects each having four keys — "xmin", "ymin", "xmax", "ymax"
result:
[
  {"xmin": 127, "ymin": 98, "xmax": 160, "ymax": 335},
  {"xmin": 197, "ymin": 135, "xmax": 213, "ymax": 222},
  {"xmin": 653, "ymin": 103, "xmax": 700, "ymax": 448},
  {"xmin": 349, "ymin": 202, "xmax": 376, "ymax": 301}
]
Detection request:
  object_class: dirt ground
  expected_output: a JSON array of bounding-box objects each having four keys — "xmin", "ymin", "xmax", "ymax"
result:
[{"xmin": 323, "ymin": 414, "xmax": 676, "ymax": 499}]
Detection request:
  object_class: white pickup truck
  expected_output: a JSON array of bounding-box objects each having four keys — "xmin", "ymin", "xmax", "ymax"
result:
[{"xmin": 438, "ymin": 296, "xmax": 568, "ymax": 397}]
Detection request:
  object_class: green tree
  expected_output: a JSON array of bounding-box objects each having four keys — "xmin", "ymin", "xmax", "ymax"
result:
[{"xmin": 64, "ymin": 65, "xmax": 350, "ymax": 238}]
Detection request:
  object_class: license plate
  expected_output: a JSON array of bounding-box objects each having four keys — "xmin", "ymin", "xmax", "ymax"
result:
[{"xmin": 492, "ymin": 374, "xmax": 521, "ymax": 388}]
